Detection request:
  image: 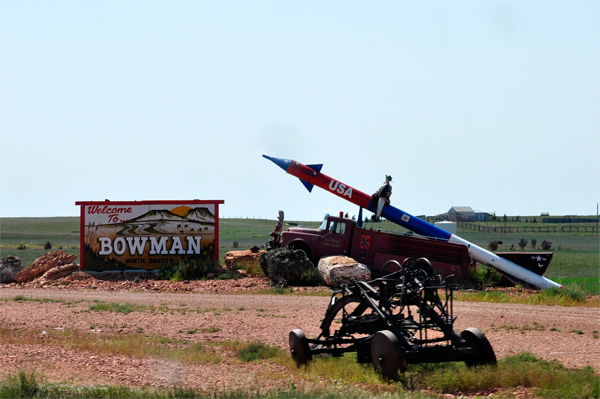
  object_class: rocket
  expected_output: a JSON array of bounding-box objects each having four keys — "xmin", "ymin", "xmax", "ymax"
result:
[{"xmin": 263, "ymin": 155, "xmax": 562, "ymax": 290}]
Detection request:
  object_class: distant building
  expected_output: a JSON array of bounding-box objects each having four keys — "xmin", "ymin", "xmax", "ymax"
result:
[
  {"xmin": 434, "ymin": 221, "xmax": 457, "ymax": 234},
  {"xmin": 448, "ymin": 206, "xmax": 475, "ymax": 222},
  {"xmin": 475, "ymin": 211, "xmax": 494, "ymax": 222}
]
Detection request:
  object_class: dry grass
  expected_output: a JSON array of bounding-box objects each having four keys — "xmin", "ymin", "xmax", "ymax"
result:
[{"xmin": 0, "ymin": 327, "xmax": 220, "ymax": 364}]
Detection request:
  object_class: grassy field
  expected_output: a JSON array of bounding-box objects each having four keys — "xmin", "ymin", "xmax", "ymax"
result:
[
  {"xmin": 0, "ymin": 320, "xmax": 598, "ymax": 398},
  {"xmin": 1, "ymin": 216, "xmax": 598, "ymax": 294}
]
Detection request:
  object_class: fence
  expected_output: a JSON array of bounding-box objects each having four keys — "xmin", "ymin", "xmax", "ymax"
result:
[{"xmin": 458, "ymin": 222, "xmax": 598, "ymax": 234}]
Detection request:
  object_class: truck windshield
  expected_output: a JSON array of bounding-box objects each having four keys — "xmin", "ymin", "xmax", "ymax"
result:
[{"xmin": 318, "ymin": 219, "xmax": 328, "ymax": 230}]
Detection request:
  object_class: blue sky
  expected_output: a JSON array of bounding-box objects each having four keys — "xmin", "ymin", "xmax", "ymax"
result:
[{"xmin": 1, "ymin": 1, "xmax": 598, "ymax": 221}]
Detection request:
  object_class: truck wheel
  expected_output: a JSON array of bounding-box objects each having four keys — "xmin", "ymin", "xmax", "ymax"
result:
[
  {"xmin": 461, "ymin": 327, "xmax": 496, "ymax": 367},
  {"xmin": 288, "ymin": 242, "xmax": 313, "ymax": 262}
]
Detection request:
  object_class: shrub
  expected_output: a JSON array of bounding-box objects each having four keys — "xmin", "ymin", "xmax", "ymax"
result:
[
  {"xmin": 300, "ymin": 267, "xmax": 325, "ymax": 286},
  {"xmin": 488, "ymin": 241, "xmax": 500, "ymax": 251},
  {"xmin": 518, "ymin": 238, "xmax": 528, "ymax": 250},
  {"xmin": 530, "ymin": 239, "xmax": 537, "ymax": 250},
  {"xmin": 44, "ymin": 241, "xmax": 52, "ymax": 250},
  {"xmin": 541, "ymin": 240, "xmax": 552, "ymax": 250},
  {"xmin": 157, "ymin": 258, "xmax": 217, "ymax": 281},
  {"xmin": 16, "ymin": 243, "xmax": 26, "ymax": 250},
  {"xmin": 215, "ymin": 271, "xmax": 242, "ymax": 280},
  {"xmin": 472, "ymin": 266, "xmax": 511, "ymax": 287}
]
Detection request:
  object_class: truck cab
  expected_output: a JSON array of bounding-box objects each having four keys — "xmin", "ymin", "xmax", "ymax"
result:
[
  {"xmin": 282, "ymin": 215, "xmax": 355, "ymax": 263},
  {"xmin": 268, "ymin": 212, "xmax": 475, "ymax": 282}
]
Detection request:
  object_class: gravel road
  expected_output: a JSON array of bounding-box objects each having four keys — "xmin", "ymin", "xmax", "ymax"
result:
[{"xmin": 0, "ymin": 284, "xmax": 597, "ymax": 391}]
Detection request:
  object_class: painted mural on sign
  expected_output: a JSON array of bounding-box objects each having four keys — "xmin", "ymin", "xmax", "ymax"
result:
[{"xmin": 76, "ymin": 201, "xmax": 223, "ymax": 272}]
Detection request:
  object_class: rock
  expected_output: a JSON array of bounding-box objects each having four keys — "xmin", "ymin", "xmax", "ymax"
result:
[
  {"xmin": 14, "ymin": 251, "xmax": 78, "ymax": 283},
  {"xmin": 0, "ymin": 256, "xmax": 23, "ymax": 283},
  {"xmin": 318, "ymin": 256, "xmax": 371, "ymax": 287},
  {"xmin": 224, "ymin": 249, "xmax": 266, "ymax": 271},
  {"xmin": 39, "ymin": 263, "xmax": 81, "ymax": 283},
  {"xmin": 259, "ymin": 248, "xmax": 315, "ymax": 286}
]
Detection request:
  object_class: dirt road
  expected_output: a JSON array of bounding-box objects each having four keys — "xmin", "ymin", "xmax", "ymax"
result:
[{"xmin": 0, "ymin": 285, "xmax": 597, "ymax": 391}]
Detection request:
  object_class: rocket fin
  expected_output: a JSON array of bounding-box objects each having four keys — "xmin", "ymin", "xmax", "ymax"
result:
[
  {"xmin": 306, "ymin": 164, "xmax": 323, "ymax": 173},
  {"xmin": 300, "ymin": 179, "xmax": 314, "ymax": 193}
]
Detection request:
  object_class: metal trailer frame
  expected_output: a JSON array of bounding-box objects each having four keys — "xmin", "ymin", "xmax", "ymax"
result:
[{"xmin": 289, "ymin": 257, "xmax": 496, "ymax": 380}]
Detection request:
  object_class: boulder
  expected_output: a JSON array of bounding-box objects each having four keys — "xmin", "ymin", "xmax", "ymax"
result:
[
  {"xmin": 318, "ymin": 256, "xmax": 371, "ymax": 287},
  {"xmin": 224, "ymin": 249, "xmax": 266, "ymax": 270},
  {"xmin": 14, "ymin": 251, "xmax": 78, "ymax": 283},
  {"xmin": 39, "ymin": 263, "xmax": 81, "ymax": 283},
  {"xmin": 0, "ymin": 256, "xmax": 23, "ymax": 283},
  {"xmin": 259, "ymin": 248, "xmax": 315, "ymax": 286}
]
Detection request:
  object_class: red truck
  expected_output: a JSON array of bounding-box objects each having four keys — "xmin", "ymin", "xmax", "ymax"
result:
[{"xmin": 268, "ymin": 213, "xmax": 475, "ymax": 281}]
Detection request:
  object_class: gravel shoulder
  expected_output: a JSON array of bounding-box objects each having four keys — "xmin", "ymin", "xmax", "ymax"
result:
[{"xmin": 0, "ymin": 277, "xmax": 598, "ymax": 391}]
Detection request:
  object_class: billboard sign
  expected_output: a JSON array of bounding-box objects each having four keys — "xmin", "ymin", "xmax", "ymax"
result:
[{"xmin": 75, "ymin": 200, "xmax": 224, "ymax": 272}]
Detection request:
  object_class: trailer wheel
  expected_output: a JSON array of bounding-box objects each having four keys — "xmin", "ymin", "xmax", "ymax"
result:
[
  {"xmin": 461, "ymin": 327, "xmax": 496, "ymax": 367},
  {"xmin": 289, "ymin": 328, "xmax": 312, "ymax": 367},
  {"xmin": 371, "ymin": 330, "xmax": 406, "ymax": 380}
]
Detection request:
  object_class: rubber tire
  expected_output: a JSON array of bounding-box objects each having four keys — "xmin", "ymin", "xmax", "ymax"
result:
[
  {"xmin": 289, "ymin": 328, "xmax": 312, "ymax": 367},
  {"xmin": 288, "ymin": 242, "xmax": 313, "ymax": 262},
  {"xmin": 461, "ymin": 327, "xmax": 497, "ymax": 367},
  {"xmin": 371, "ymin": 330, "xmax": 406, "ymax": 380}
]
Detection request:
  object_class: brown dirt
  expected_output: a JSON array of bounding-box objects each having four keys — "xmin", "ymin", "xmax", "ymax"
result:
[{"xmin": 0, "ymin": 274, "xmax": 598, "ymax": 394}]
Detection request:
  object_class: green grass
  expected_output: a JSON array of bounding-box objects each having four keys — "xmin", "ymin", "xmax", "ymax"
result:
[
  {"xmin": 410, "ymin": 352, "xmax": 599, "ymax": 398},
  {"xmin": 1, "ymin": 216, "xmax": 597, "ymax": 295},
  {"xmin": 453, "ymin": 283, "xmax": 599, "ymax": 307},
  {"xmin": 236, "ymin": 342, "xmax": 281, "ymax": 362},
  {"xmin": 1, "ymin": 325, "xmax": 598, "ymax": 399},
  {"xmin": 0, "ymin": 370, "xmax": 429, "ymax": 399},
  {"xmin": 0, "ymin": 295, "xmax": 65, "ymax": 304},
  {"xmin": 88, "ymin": 302, "xmax": 150, "ymax": 314},
  {"xmin": 0, "ymin": 327, "xmax": 221, "ymax": 364}
]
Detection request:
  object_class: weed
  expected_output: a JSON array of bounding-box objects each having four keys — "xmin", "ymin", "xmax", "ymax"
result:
[
  {"xmin": 89, "ymin": 302, "xmax": 148, "ymax": 314},
  {"xmin": 236, "ymin": 342, "xmax": 280, "ymax": 362},
  {"xmin": 199, "ymin": 327, "xmax": 221, "ymax": 333},
  {"xmin": 410, "ymin": 352, "xmax": 599, "ymax": 398},
  {"xmin": 215, "ymin": 271, "xmax": 242, "ymax": 280},
  {"xmin": 300, "ymin": 267, "xmax": 325, "ymax": 286},
  {"xmin": 9, "ymin": 295, "xmax": 62, "ymax": 304},
  {"xmin": 0, "ymin": 371, "xmax": 42, "ymax": 398},
  {"xmin": 570, "ymin": 329, "xmax": 585, "ymax": 335},
  {"xmin": 471, "ymin": 266, "xmax": 511, "ymax": 288},
  {"xmin": 488, "ymin": 240, "xmax": 500, "ymax": 251},
  {"xmin": 157, "ymin": 257, "xmax": 217, "ymax": 281}
]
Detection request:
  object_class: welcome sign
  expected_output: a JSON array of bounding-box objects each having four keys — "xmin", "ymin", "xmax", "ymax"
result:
[{"xmin": 75, "ymin": 200, "xmax": 224, "ymax": 272}]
